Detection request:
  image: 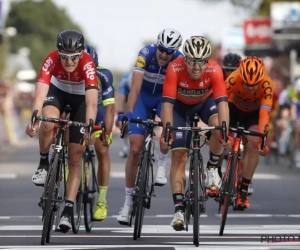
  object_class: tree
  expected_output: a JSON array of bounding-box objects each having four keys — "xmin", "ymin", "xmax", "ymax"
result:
[
  {"xmin": 5, "ymin": 0, "xmax": 86, "ymax": 73},
  {"xmin": 257, "ymin": 0, "xmax": 300, "ymax": 17}
]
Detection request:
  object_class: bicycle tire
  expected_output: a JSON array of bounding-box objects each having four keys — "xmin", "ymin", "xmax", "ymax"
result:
[
  {"xmin": 192, "ymin": 151, "xmax": 200, "ymax": 247},
  {"xmin": 84, "ymin": 154, "xmax": 96, "ymax": 232},
  {"xmin": 219, "ymin": 152, "xmax": 238, "ymax": 236},
  {"xmin": 184, "ymin": 171, "xmax": 192, "ymax": 232},
  {"xmin": 71, "ymin": 165, "xmax": 84, "ymax": 234},
  {"xmin": 133, "ymin": 151, "xmax": 149, "ymax": 240},
  {"xmin": 41, "ymin": 153, "xmax": 60, "ymax": 245}
]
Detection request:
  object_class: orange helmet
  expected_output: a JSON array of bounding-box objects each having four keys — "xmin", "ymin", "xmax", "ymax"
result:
[{"xmin": 239, "ymin": 56, "xmax": 265, "ymax": 85}]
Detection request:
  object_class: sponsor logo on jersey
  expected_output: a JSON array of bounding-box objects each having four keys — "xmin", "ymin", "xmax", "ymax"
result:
[
  {"xmin": 42, "ymin": 57, "xmax": 54, "ymax": 75},
  {"xmin": 135, "ymin": 55, "xmax": 146, "ymax": 68},
  {"xmin": 83, "ymin": 61, "xmax": 96, "ymax": 80}
]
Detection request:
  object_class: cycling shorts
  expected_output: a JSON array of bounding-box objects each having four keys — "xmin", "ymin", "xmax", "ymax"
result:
[{"xmin": 43, "ymin": 84, "xmax": 85, "ymax": 144}]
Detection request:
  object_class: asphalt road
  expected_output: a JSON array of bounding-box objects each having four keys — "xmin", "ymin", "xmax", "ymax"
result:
[{"xmin": 0, "ymin": 135, "xmax": 300, "ymax": 250}]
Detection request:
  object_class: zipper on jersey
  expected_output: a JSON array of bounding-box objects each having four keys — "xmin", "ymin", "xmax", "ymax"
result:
[{"xmin": 152, "ymin": 66, "xmax": 162, "ymax": 94}]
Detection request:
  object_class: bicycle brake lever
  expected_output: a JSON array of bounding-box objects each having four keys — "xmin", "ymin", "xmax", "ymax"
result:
[
  {"xmin": 88, "ymin": 119, "xmax": 94, "ymax": 141},
  {"xmin": 31, "ymin": 110, "xmax": 39, "ymax": 130}
]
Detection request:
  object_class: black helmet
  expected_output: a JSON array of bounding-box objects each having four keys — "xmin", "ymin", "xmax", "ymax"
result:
[
  {"xmin": 222, "ymin": 52, "xmax": 242, "ymax": 70},
  {"xmin": 84, "ymin": 44, "xmax": 98, "ymax": 67},
  {"xmin": 56, "ymin": 30, "xmax": 84, "ymax": 53}
]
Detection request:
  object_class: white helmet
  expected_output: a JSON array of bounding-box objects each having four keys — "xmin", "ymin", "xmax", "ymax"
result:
[
  {"xmin": 183, "ymin": 36, "xmax": 212, "ymax": 59},
  {"xmin": 295, "ymin": 78, "xmax": 300, "ymax": 93},
  {"xmin": 157, "ymin": 28, "xmax": 182, "ymax": 50}
]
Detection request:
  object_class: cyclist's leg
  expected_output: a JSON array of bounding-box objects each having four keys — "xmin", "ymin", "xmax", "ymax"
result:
[
  {"xmin": 32, "ymin": 85, "xmax": 63, "ymax": 186},
  {"xmin": 59, "ymin": 95, "xmax": 86, "ymax": 232},
  {"xmin": 169, "ymin": 102, "xmax": 191, "ymax": 230},
  {"xmin": 199, "ymin": 96, "xmax": 221, "ymax": 193},
  {"xmin": 93, "ymin": 104, "xmax": 110, "ymax": 220},
  {"xmin": 236, "ymin": 111, "xmax": 259, "ymax": 210},
  {"xmin": 116, "ymin": 94, "xmax": 147, "ymax": 225},
  {"xmin": 154, "ymin": 99, "xmax": 168, "ymax": 186}
]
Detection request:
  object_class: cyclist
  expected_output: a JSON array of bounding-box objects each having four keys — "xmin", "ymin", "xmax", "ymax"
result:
[
  {"xmin": 160, "ymin": 36, "xmax": 231, "ymax": 231},
  {"xmin": 116, "ymin": 72, "xmax": 133, "ymax": 158},
  {"xmin": 84, "ymin": 44, "xmax": 115, "ymax": 221},
  {"xmin": 25, "ymin": 30, "xmax": 99, "ymax": 233},
  {"xmin": 225, "ymin": 56, "xmax": 272, "ymax": 210},
  {"xmin": 116, "ymin": 28, "xmax": 183, "ymax": 225},
  {"xmin": 221, "ymin": 52, "xmax": 242, "ymax": 80}
]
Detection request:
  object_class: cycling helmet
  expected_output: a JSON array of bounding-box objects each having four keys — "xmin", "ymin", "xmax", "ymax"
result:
[
  {"xmin": 223, "ymin": 52, "xmax": 242, "ymax": 70},
  {"xmin": 239, "ymin": 56, "xmax": 265, "ymax": 85},
  {"xmin": 183, "ymin": 36, "xmax": 212, "ymax": 59},
  {"xmin": 57, "ymin": 30, "xmax": 84, "ymax": 53},
  {"xmin": 157, "ymin": 28, "xmax": 182, "ymax": 50},
  {"xmin": 84, "ymin": 44, "xmax": 98, "ymax": 67}
]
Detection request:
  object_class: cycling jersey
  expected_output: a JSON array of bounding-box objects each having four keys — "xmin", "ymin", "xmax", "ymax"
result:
[
  {"xmin": 134, "ymin": 44, "xmax": 183, "ymax": 95},
  {"xmin": 118, "ymin": 73, "xmax": 132, "ymax": 97},
  {"xmin": 96, "ymin": 66, "xmax": 115, "ymax": 106},
  {"xmin": 225, "ymin": 70, "xmax": 274, "ymax": 134},
  {"xmin": 38, "ymin": 50, "xmax": 98, "ymax": 94},
  {"xmin": 288, "ymin": 86, "xmax": 300, "ymax": 117},
  {"xmin": 162, "ymin": 58, "xmax": 228, "ymax": 105}
]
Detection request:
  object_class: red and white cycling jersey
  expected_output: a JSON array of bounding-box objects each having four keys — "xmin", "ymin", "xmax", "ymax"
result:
[{"xmin": 37, "ymin": 50, "xmax": 98, "ymax": 95}]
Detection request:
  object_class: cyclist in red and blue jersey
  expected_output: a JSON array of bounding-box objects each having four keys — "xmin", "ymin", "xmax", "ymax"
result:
[
  {"xmin": 117, "ymin": 28, "xmax": 183, "ymax": 225},
  {"xmin": 84, "ymin": 45, "xmax": 115, "ymax": 222}
]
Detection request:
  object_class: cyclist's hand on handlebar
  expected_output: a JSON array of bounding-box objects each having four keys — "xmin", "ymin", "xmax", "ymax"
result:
[
  {"xmin": 160, "ymin": 134, "xmax": 174, "ymax": 150},
  {"xmin": 26, "ymin": 122, "xmax": 39, "ymax": 137},
  {"xmin": 118, "ymin": 111, "xmax": 133, "ymax": 122},
  {"xmin": 219, "ymin": 134, "xmax": 233, "ymax": 149},
  {"xmin": 101, "ymin": 131, "xmax": 112, "ymax": 147},
  {"xmin": 84, "ymin": 131, "xmax": 96, "ymax": 145},
  {"xmin": 258, "ymin": 141, "xmax": 269, "ymax": 156}
]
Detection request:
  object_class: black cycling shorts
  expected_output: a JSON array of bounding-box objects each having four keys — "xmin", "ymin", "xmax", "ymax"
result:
[
  {"xmin": 43, "ymin": 84, "xmax": 86, "ymax": 144},
  {"xmin": 229, "ymin": 102, "xmax": 259, "ymax": 129}
]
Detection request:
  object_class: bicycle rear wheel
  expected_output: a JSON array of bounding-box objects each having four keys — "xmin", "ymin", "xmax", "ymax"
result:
[
  {"xmin": 41, "ymin": 153, "xmax": 60, "ymax": 245},
  {"xmin": 219, "ymin": 152, "xmax": 238, "ymax": 236},
  {"xmin": 192, "ymin": 151, "xmax": 200, "ymax": 247},
  {"xmin": 133, "ymin": 152, "xmax": 149, "ymax": 240},
  {"xmin": 84, "ymin": 151, "xmax": 97, "ymax": 232},
  {"xmin": 71, "ymin": 166, "xmax": 84, "ymax": 234}
]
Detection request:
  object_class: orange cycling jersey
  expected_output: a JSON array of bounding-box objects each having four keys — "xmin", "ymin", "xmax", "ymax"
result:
[
  {"xmin": 162, "ymin": 58, "xmax": 228, "ymax": 105},
  {"xmin": 226, "ymin": 70, "xmax": 274, "ymax": 134}
]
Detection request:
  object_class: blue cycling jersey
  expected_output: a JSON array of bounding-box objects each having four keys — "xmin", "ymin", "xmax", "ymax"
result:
[
  {"xmin": 133, "ymin": 44, "xmax": 183, "ymax": 95},
  {"xmin": 118, "ymin": 73, "xmax": 132, "ymax": 96},
  {"xmin": 96, "ymin": 66, "xmax": 115, "ymax": 106}
]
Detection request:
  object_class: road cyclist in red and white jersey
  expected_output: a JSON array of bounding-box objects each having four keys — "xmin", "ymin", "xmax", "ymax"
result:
[
  {"xmin": 25, "ymin": 30, "xmax": 99, "ymax": 233},
  {"xmin": 160, "ymin": 36, "xmax": 232, "ymax": 230}
]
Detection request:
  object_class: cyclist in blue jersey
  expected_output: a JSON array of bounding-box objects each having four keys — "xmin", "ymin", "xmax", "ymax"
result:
[
  {"xmin": 84, "ymin": 45, "xmax": 115, "ymax": 221},
  {"xmin": 117, "ymin": 28, "xmax": 183, "ymax": 225},
  {"xmin": 116, "ymin": 72, "xmax": 133, "ymax": 158}
]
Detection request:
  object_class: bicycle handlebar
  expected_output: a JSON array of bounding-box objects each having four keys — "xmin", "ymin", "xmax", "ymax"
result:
[
  {"xmin": 120, "ymin": 116, "xmax": 163, "ymax": 138},
  {"xmin": 229, "ymin": 125, "xmax": 268, "ymax": 150},
  {"xmin": 31, "ymin": 110, "xmax": 95, "ymax": 141},
  {"xmin": 164, "ymin": 121, "xmax": 228, "ymax": 144}
]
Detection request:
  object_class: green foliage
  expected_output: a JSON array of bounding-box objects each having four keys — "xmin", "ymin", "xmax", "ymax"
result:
[
  {"xmin": 257, "ymin": 0, "xmax": 300, "ymax": 17},
  {"xmin": 5, "ymin": 0, "xmax": 85, "ymax": 74}
]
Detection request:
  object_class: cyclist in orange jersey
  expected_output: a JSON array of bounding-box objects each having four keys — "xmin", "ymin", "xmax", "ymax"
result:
[{"xmin": 225, "ymin": 56, "xmax": 272, "ymax": 210}]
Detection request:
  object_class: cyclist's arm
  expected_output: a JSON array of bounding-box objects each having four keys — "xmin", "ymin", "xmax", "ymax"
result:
[
  {"xmin": 211, "ymin": 64, "xmax": 229, "ymax": 129},
  {"xmin": 126, "ymin": 52, "xmax": 147, "ymax": 112},
  {"xmin": 161, "ymin": 63, "xmax": 177, "ymax": 128},
  {"xmin": 32, "ymin": 82, "xmax": 50, "ymax": 116},
  {"xmin": 258, "ymin": 79, "xmax": 274, "ymax": 134},
  {"xmin": 116, "ymin": 77, "xmax": 129, "ymax": 113},
  {"xmin": 100, "ymin": 69, "xmax": 115, "ymax": 134}
]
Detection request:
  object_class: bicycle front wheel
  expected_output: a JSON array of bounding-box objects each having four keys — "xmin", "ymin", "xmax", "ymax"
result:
[
  {"xmin": 41, "ymin": 153, "xmax": 60, "ymax": 245},
  {"xmin": 219, "ymin": 152, "xmax": 238, "ymax": 236},
  {"xmin": 133, "ymin": 152, "xmax": 149, "ymax": 240},
  {"xmin": 192, "ymin": 151, "xmax": 200, "ymax": 247}
]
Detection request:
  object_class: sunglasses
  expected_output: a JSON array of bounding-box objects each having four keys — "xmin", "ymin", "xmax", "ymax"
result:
[
  {"xmin": 59, "ymin": 52, "xmax": 81, "ymax": 61},
  {"xmin": 157, "ymin": 45, "xmax": 175, "ymax": 55},
  {"xmin": 186, "ymin": 58, "xmax": 208, "ymax": 67}
]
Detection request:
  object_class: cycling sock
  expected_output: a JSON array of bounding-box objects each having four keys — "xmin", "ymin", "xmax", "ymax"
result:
[
  {"xmin": 173, "ymin": 193, "xmax": 184, "ymax": 213},
  {"xmin": 62, "ymin": 200, "xmax": 74, "ymax": 216},
  {"xmin": 158, "ymin": 151, "xmax": 168, "ymax": 162},
  {"xmin": 208, "ymin": 152, "xmax": 220, "ymax": 166},
  {"xmin": 240, "ymin": 178, "xmax": 251, "ymax": 193},
  {"xmin": 98, "ymin": 186, "xmax": 108, "ymax": 203},
  {"xmin": 124, "ymin": 187, "xmax": 134, "ymax": 206},
  {"xmin": 39, "ymin": 152, "xmax": 49, "ymax": 169}
]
